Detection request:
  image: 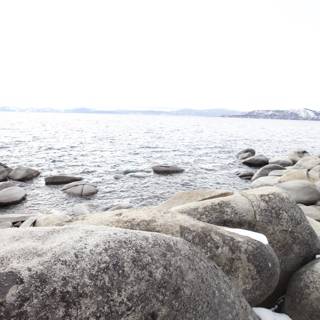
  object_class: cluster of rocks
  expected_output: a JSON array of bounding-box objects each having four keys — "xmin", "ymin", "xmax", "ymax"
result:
[
  {"xmin": 1, "ymin": 183, "xmax": 319, "ymax": 319},
  {"xmin": 237, "ymin": 149, "xmax": 320, "ymax": 224},
  {"xmin": 0, "ymin": 163, "xmax": 98, "ymax": 207}
]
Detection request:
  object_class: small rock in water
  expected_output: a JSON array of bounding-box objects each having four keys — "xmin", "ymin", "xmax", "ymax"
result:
[
  {"xmin": 236, "ymin": 148, "xmax": 256, "ymax": 160},
  {"xmin": 251, "ymin": 164, "xmax": 285, "ymax": 181},
  {"xmin": 45, "ymin": 175, "xmax": 83, "ymax": 185},
  {"xmin": 8, "ymin": 166, "xmax": 40, "ymax": 181},
  {"xmin": 237, "ymin": 170, "xmax": 255, "ymax": 180},
  {"xmin": 62, "ymin": 181, "xmax": 98, "ymax": 197},
  {"xmin": 242, "ymin": 155, "xmax": 269, "ymax": 167},
  {"xmin": 0, "ymin": 187, "xmax": 26, "ymax": 206},
  {"xmin": 152, "ymin": 165, "xmax": 184, "ymax": 175}
]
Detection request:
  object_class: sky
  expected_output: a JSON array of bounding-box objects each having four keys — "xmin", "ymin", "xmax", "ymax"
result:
[{"xmin": 0, "ymin": 0, "xmax": 319, "ymax": 111}]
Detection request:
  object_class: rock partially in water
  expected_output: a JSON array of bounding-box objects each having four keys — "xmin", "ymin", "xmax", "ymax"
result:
[
  {"xmin": 61, "ymin": 181, "xmax": 98, "ymax": 197},
  {"xmin": 237, "ymin": 170, "xmax": 255, "ymax": 180},
  {"xmin": 0, "ymin": 187, "xmax": 26, "ymax": 207},
  {"xmin": 0, "ymin": 181, "xmax": 18, "ymax": 191},
  {"xmin": 242, "ymin": 155, "xmax": 269, "ymax": 167},
  {"xmin": 251, "ymin": 164, "xmax": 285, "ymax": 181},
  {"xmin": 284, "ymin": 259, "xmax": 320, "ymax": 320},
  {"xmin": 277, "ymin": 180, "xmax": 320, "ymax": 205},
  {"xmin": 0, "ymin": 164, "xmax": 11, "ymax": 182},
  {"xmin": 0, "ymin": 226, "xmax": 258, "ymax": 320},
  {"xmin": 237, "ymin": 148, "xmax": 256, "ymax": 160},
  {"xmin": 171, "ymin": 187, "xmax": 320, "ymax": 302},
  {"xmin": 73, "ymin": 209, "xmax": 279, "ymax": 306},
  {"xmin": 152, "ymin": 165, "xmax": 185, "ymax": 175},
  {"xmin": 45, "ymin": 175, "xmax": 83, "ymax": 185},
  {"xmin": 288, "ymin": 149, "xmax": 310, "ymax": 164},
  {"xmin": 251, "ymin": 176, "xmax": 280, "ymax": 188},
  {"xmin": 8, "ymin": 166, "xmax": 40, "ymax": 182},
  {"xmin": 269, "ymin": 158, "xmax": 293, "ymax": 167}
]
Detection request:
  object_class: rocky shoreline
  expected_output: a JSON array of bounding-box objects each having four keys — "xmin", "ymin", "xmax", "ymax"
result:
[{"xmin": 1, "ymin": 150, "xmax": 320, "ymax": 319}]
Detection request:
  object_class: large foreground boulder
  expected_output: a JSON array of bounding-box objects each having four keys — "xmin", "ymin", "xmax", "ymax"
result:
[
  {"xmin": 71, "ymin": 209, "xmax": 280, "ymax": 306},
  {"xmin": 0, "ymin": 226, "xmax": 258, "ymax": 320},
  {"xmin": 171, "ymin": 187, "xmax": 320, "ymax": 301},
  {"xmin": 284, "ymin": 259, "xmax": 320, "ymax": 320},
  {"xmin": 8, "ymin": 166, "xmax": 40, "ymax": 181}
]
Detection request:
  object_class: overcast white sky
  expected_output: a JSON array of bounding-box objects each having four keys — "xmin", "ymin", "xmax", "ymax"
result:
[{"xmin": 0, "ymin": 0, "xmax": 319, "ymax": 111}]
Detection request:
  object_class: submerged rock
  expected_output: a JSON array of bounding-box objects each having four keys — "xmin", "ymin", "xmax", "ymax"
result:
[
  {"xmin": 0, "ymin": 226, "xmax": 258, "ymax": 320},
  {"xmin": 242, "ymin": 155, "xmax": 269, "ymax": 167},
  {"xmin": 61, "ymin": 181, "xmax": 98, "ymax": 197},
  {"xmin": 0, "ymin": 187, "xmax": 26, "ymax": 206},
  {"xmin": 8, "ymin": 166, "xmax": 40, "ymax": 181},
  {"xmin": 285, "ymin": 259, "xmax": 320, "ymax": 320},
  {"xmin": 45, "ymin": 175, "xmax": 83, "ymax": 185},
  {"xmin": 152, "ymin": 165, "xmax": 185, "ymax": 175}
]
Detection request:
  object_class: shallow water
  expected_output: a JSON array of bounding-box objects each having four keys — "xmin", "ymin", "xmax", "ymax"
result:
[{"xmin": 1, "ymin": 112, "xmax": 319, "ymax": 215}]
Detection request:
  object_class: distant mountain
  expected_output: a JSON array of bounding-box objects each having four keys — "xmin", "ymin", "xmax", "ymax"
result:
[
  {"xmin": 230, "ymin": 108, "xmax": 320, "ymax": 121},
  {"xmin": 0, "ymin": 107, "xmax": 241, "ymax": 117}
]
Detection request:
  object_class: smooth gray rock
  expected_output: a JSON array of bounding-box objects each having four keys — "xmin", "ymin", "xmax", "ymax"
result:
[
  {"xmin": 0, "ymin": 226, "xmax": 259, "ymax": 320},
  {"xmin": 242, "ymin": 155, "xmax": 269, "ymax": 167},
  {"xmin": 72, "ymin": 210, "xmax": 280, "ymax": 306},
  {"xmin": 299, "ymin": 204, "xmax": 320, "ymax": 221},
  {"xmin": 294, "ymin": 156, "xmax": 320, "ymax": 170},
  {"xmin": 0, "ymin": 164, "xmax": 11, "ymax": 181},
  {"xmin": 61, "ymin": 181, "xmax": 98, "ymax": 197},
  {"xmin": 8, "ymin": 166, "xmax": 40, "ymax": 181},
  {"xmin": 251, "ymin": 176, "xmax": 280, "ymax": 188},
  {"xmin": 268, "ymin": 170, "xmax": 286, "ymax": 177},
  {"xmin": 0, "ymin": 181, "xmax": 17, "ymax": 191},
  {"xmin": 269, "ymin": 158, "xmax": 293, "ymax": 167},
  {"xmin": 288, "ymin": 149, "xmax": 310, "ymax": 164},
  {"xmin": 158, "ymin": 189, "xmax": 233, "ymax": 210},
  {"xmin": 237, "ymin": 171, "xmax": 255, "ymax": 180},
  {"xmin": 277, "ymin": 180, "xmax": 320, "ymax": 205},
  {"xmin": 45, "ymin": 175, "xmax": 83, "ymax": 185},
  {"xmin": 309, "ymin": 165, "xmax": 320, "ymax": 182},
  {"xmin": 237, "ymin": 148, "xmax": 255, "ymax": 160},
  {"xmin": 278, "ymin": 169, "xmax": 309, "ymax": 183},
  {"xmin": 152, "ymin": 165, "xmax": 185, "ymax": 174},
  {"xmin": 171, "ymin": 187, "xmax": 320, "ymax": 302},
  {"xmin": 284, "ymin": 259, "xmax": 320, "ymax": 320},
  {"xmin": 0, "ymin": 187, "xmax": 26, "ymax": 206},
  {"xmin": 251, "ymin": 164, "xmax": 285, "ymax": 181}
]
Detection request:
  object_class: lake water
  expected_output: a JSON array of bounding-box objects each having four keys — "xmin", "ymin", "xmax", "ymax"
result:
[{"xmin": 1, "ymin": 112, "xmax": 319, "ymax": 215}]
